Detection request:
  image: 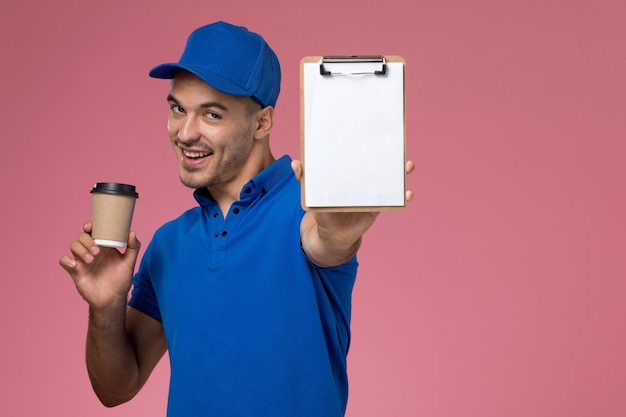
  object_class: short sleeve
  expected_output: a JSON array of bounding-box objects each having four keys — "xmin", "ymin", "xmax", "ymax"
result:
[{"xmin": 128, "ymin": 242, "xmax": 162, "ymax": 323}]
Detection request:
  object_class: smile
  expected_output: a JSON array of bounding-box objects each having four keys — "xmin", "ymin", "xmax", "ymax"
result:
[{"xmin": 182, "ymin": 149, "xmax": 211, "ymax": 159}]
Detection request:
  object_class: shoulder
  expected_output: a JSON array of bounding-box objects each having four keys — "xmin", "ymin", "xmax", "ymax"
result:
[{"xmin": 153, "ymin": 206, "xmax": 202, "ymax": 237}]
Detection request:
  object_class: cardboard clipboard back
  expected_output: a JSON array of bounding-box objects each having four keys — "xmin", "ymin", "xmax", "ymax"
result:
[{"xmin": 299, "ymin": 55, "xmax": 407, "ymax": 212}]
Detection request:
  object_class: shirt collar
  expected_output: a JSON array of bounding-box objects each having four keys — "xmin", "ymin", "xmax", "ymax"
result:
[{"xmin": 193, "ymin": 155, "xmax": 293, "ymax": 207}]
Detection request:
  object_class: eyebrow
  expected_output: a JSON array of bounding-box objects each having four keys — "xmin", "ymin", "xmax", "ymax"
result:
[{"xmin": 166, "ymin": 94, "xmax": 229, "ymax": 112}]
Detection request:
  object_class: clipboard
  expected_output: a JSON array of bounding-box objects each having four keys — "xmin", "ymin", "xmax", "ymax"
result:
[{"xmin": 300, "ymin": 55, "xmax": 407, "ymax": 212}]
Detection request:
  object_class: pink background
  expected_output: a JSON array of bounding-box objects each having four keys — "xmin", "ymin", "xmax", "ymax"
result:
[{"xmin": 1, "ymin": 0, "xmax": 624, "ymax": 416}]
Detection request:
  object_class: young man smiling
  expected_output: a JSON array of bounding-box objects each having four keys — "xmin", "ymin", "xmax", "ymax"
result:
[
  {"xmin": 166, "ymin": 71, "xmax": 275, "ymax": 216},
  {"xmin": 60, "ymin": 21, "xmax": 414, "ymax": 416}
]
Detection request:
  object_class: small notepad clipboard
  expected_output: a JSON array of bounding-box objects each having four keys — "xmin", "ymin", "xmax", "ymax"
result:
[{"xmin": 300, "ymin": 55, "xmax": 406, "ymax": 212}]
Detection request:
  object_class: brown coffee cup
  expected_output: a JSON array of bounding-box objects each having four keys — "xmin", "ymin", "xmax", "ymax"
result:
[{"xmin": 90, "ymin": 182, "xmax": 139, "ymax": 248}]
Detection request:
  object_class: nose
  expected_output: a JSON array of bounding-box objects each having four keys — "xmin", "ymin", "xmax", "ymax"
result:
[{"xmin": 174, "ymin": 114, "xmax": 201, "ymax": 144}]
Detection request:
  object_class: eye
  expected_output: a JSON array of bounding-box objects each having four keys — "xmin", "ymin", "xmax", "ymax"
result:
[
  {"xmin": 205, "ymin": 111, "xmax": 221, "ymax": 120},
  {"xmin": 170, "ymin": 104, "xmax": 185, "ymax": 114}
]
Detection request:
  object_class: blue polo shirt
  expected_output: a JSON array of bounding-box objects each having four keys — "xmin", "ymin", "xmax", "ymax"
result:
[{"xmin": 129, "ymin": 155, "xmax": 358, "ymax": 417}]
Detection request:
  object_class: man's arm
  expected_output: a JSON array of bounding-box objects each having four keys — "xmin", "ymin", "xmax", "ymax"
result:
[
  {"xmin": 87, "ymin": 304, "xmax": 166, "ymax": 407},
  {"xmin": 292, "ymin": 160, "xmax": 415, "ymax": 268},
  {"xmin": 59, "ymin": 225, "xmax": 166, "ymax": 406},
  {"xmin": 299, "ymin": 210, "xmax": 376, "ymax": 268}
]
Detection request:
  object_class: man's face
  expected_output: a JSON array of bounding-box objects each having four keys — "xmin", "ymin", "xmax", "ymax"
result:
[{"xmin": 166, "ymin": 71, "xmax": 260, "ymax": 191}]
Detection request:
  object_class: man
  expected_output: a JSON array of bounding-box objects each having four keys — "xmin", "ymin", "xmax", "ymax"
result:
[{"xmin": 59, "ymin": 21, "xmax": 414, "ymax": 416}]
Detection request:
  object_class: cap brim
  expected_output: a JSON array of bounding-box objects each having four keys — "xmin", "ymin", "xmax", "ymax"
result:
[{"xmin": 149, "ymin": 63, "xmax": 251, "ymax": 99}]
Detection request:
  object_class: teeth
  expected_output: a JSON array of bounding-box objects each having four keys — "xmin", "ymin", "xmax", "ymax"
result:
[{"xmin": 183, "ymin": 149, "xmax": 210, "ymax": 158}]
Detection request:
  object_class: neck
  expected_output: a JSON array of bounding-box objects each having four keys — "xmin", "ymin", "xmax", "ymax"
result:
[{"xmin": 209, "ymin": 149, "xmax": 275, "ymax": 217}]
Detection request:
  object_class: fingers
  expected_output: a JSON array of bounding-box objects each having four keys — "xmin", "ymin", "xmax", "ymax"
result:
[
  {"xmin": 58, "ymin": 254, "xmax": 77, "ymax": 271},
  {"xmin": 290, "ymin": 159, "xmax": 303, "ymax": 182},
  {"xmin": 58, "ymin": 241, "xmax": 94, "ymax": 277},
  {"xmin": 405, "ymin": 161, "xmax": 415, "ymax": 202},
  {"xmin": 58, "ymin": 223, "xmax": 99, "ymax": 273},
  {"xmin": 406, "ymin": 160, "xmax": 415, "ymax": 175},
  {"xmin": 58, "ymin": 236, "xmax": 97, "ymax": 274},
  {"xmin": 76, "ymin": 229, "xmax": 100, "ymax": 260}
]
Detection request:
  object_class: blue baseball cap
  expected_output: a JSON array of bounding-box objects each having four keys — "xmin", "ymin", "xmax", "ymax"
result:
[{"xmin": 149, "ymin": 21, "xmax": 281, "ymax": 108}]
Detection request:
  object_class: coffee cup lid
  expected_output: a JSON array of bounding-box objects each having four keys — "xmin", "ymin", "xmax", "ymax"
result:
[{"xmin": 90, "ymin": 182, "xmax": 139, "ymax": 198}]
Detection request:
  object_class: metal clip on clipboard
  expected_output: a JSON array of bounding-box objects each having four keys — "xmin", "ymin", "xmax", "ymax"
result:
[{"xmin": 319, "ymin": 56, "xmax": 387, "ymax": 76}]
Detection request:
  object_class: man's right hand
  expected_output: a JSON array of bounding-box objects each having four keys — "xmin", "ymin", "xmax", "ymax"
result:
[{"xmin": 59, "ymin": 221, "xmax": 141, "ymax": 311}]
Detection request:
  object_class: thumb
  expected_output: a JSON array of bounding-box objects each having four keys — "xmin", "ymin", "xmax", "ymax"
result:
[{"xmin": 123, "ymin": 230, "xmax": 141, "ymax": 265}]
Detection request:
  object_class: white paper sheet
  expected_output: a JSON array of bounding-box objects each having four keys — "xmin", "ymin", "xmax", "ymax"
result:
[{"xmin": 303, "ymin": 60, "xmax": 405, "ymax": 208}]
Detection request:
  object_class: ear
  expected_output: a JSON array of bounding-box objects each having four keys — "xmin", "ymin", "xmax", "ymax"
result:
[{"xmin": 254, "ymin": 106, "xmax": 274, "ymax": 140}]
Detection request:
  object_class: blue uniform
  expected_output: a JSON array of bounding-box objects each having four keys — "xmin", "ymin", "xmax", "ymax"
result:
[{"xmin": 129, "ymin": 155, "xmax": 358, "ymax": 417}]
